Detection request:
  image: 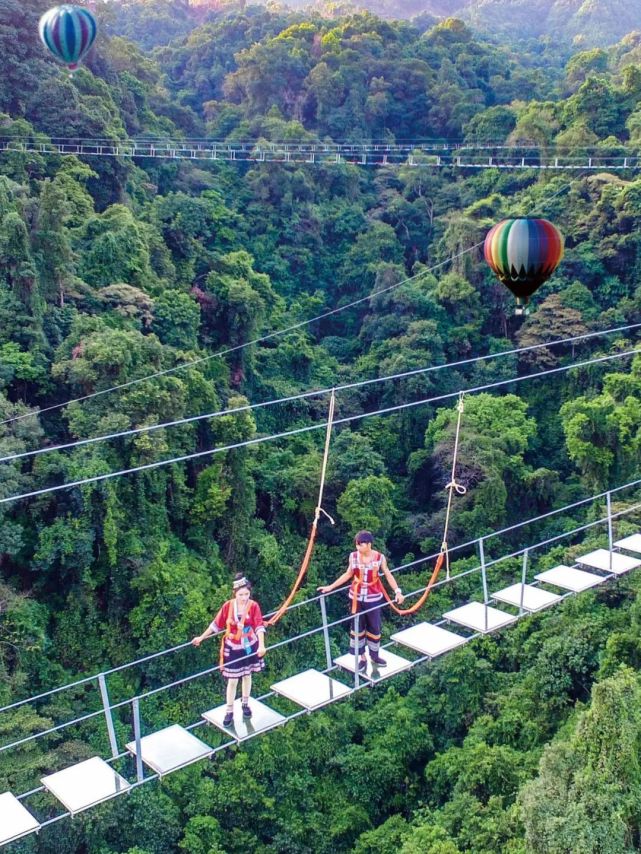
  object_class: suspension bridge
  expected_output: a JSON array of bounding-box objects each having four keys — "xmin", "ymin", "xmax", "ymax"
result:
[
  {"xmin": 2, "ymin": 137, "xmax": 641, "ymax": 170},
  {"xmin": 1, "ymin": 478, "xmax": 641, "ymax": 847}
]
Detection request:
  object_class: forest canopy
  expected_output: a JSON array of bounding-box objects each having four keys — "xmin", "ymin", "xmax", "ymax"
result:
[{"xmin": 1, "ymin": 2, "xmax": 641, "ymax": 853}]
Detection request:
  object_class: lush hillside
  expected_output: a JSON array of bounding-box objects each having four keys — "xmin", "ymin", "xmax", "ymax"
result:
[
  {"xmin": 465, "ymin": 0, "xmax": 641, "ymax": 47},
  {"xmin": 1, "ymin": 3, "xmax": 641, "ymax": 854},
  {"xmin": 232, "ymin": 0, "xmax": 641, "ymax": 47}
]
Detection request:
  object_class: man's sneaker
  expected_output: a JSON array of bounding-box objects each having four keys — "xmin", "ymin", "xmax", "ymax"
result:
[
  {"xmin": 223, "ymin": 710, "xmax": 234, "ymax": 727},
  {"xmin": 369, "ymin": 653, "xmax": 387, "ymax": 667},
  {"xmin": 242, "ymin": 703, "xmax": 252, "ymax": 719}
]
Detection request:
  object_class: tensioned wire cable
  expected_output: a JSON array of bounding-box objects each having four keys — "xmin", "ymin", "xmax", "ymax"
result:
[
  {"xmin": 2, "ymin": 320, "xmax": 639, "ymax": 466},
  {"xmin": 2, "ymin": 474, "xmax": 639, "ymax": 719},
  {"xmin": 1, "ymin": 345, "xmax": 639, "ymax": 506},
  {"xmin": 3, "ymin": 495, "xmax": 640, "ymax": 753},
  {"xmin": 0, "ymin": 173, "xmax": 580, "ymax": 428},
  {"xmin": 11, "ymin": 491, "xmax": 639, "ymax": 822},
  {"xmin": 0, "ymin": 180, "xmax": 595, "ymax": 706},
  {"xmin": 0, "ymin": 247, "xmax": 478, "ymax": 427}
]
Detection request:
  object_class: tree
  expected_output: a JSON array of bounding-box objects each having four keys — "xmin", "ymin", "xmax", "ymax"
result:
[
  {"xmin": 33, "ymin": 178, "xmax": 74, "ymax": 307},
  {"xmin": 152, "ymin": 290, "xmax": 201, "ymax": 350},
  {"xmin": 0, "ymin": 211, "xmax": 40, "ymax": 313},
  {"xmin": 336, "ymin": 474, "xmax": 396, "ymax": 540},
  {"xmin": 414, "ymin": 393, "xmax": 538, "ymax": 548},
  {"xmin": 561, "ymin": 355, "xmax": 641, "ymax": 490},
  {"xmin": 79, "ymin": 205, "xmax": 152, "ymax": 288},
  {"xmin": 0, "ymin": 0, "xmax": 53, "ymax": 116},
  {"xmin": 128, "ymin": 539, "xmax": 219, "ymax": 661},
  {"xmin": 515, "ymin": 294, "xmax": 589, "ymax": 368},
  {"xmin": 179, "ymin": 816, "xmax": 226, "ymax": 854},
  {"xmin": 204, "ymin": 251, "xmax": 280, "ymax": 379},
  {"xmin": 464, "ymin": 105, "xmax": 517, "ymax": 143},
  {"xmin": 520, "ymin": 668, "xmax": 641, "ymax": 853},
  {"xmin": 564, "ymin": 49, "xmax": 608, "ymax": 93}
]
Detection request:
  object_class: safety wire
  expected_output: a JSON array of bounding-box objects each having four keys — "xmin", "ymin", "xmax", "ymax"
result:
[
  {"xmin": 2, "ymin": 344, "xmax": 640, "ymax": 506},
  {"xmin": 2, "ymin": 321, "xmax": 640, "ymax": 467},
  {"xmin": 0, "ymin": 167, "xmax": 583, "ymax": 430},
  {"xmin": 381, "ymin": 391, "xmax": 466, "ymax": 614},
  {"xmin": 443, "ymin": 392, "xmax": 467, "ymax": 580},
  {"xmin": 266, "ymin": 389, "xmax": 336, "ymax": 627}
]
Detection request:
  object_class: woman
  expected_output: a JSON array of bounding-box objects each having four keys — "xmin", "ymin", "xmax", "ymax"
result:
[
  {"xmin": 192, "ymin": 574, "xmax": 266, "ymax": 726},
  {"xmin": 318, "ymin": 531, "xmax": 404, "ymax": 671}
]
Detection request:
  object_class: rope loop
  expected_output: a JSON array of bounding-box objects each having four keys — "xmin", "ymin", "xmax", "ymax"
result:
[
  {"xmin": 317, "ymin": 507, "xmax": 335, "ymax": 525},
  {"xmin": 445, "ymin": 479, "xmax": 467, "ymax": 496}
]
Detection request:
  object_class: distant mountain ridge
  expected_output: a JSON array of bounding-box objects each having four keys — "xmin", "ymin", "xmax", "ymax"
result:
[
  {"xmin": 464, "ymin": 0, "xmax": 641, "ymax": 45},
  {"xmin": 271, "ymin": 0, "xmax": 641, "ymax": 46}
]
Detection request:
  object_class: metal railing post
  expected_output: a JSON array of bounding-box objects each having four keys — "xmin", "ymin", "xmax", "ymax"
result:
[
  {"xmin": 132, "ymin": 699, "xmax": 144, "ymax": 783},
  {"xmin": 353, "ymin": 612, "xmax": 360, "ymax": 688},
  {"xmin": 98, "ymin": 673, "xmax": 119, "ymax": 759},
  {"xmin": 520, "ymin": 548, "xmax": 528, "ymax": 615},
  {"xmin": 607, "ymin": 491, "xmax": 613, "ymax": 573},
  {"xmin": 319, "ymin": 595, "xmax": 333, "ymax": 671},
  {"xmin": 479, "ymin": 538, "xmax": 489, "ymax": 632}
]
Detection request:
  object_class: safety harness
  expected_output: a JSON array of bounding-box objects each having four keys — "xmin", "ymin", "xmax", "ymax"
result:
[{"xmin": 350, "ymin": 551, "xmax": 383, "ymax": 614}]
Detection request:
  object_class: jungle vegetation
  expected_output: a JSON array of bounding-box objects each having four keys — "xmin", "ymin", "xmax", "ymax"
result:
[{"xmin": 1, "ymin": 2, "xmax": 641, "ymax": 852}]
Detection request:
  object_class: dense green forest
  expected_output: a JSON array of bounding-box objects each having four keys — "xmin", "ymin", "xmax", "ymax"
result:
[
  {"xmin": 287, "ymin": 0, "xmax": 641, "ymax": 48},
  {"xmin": 110, "ymin": 0, "xmax": 641, "ymax": 50},
  {"xmin": 109, "ymin": 0, "xmax": 641, "ymax": 53},
  {"xmin": 1, "ymin": 1, "xmax": 641, "ymax": 852}
]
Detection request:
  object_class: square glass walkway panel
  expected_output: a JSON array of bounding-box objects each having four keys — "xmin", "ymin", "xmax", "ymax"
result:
[
  {"xmin": 577, "ymin": 549, "xmax": 641, "ymax": 575},
  {"xmin": 271, "ymin": 668, "xmax": 351, "ymax": 710},
  {"xmin": 443, "ymin": 602, "xmax": 517, "ymax": 634},
  {"xmin": 125, "ymin": 725, "xmax": 212, "ymax": 776},
  {"xmin": 0, "ymin": 792, "xmax": 40, "ymax": 846},
  {"xmin": 391, "ymin": 622, "xmax": 469, "ymax": 658},
  {"xmin": 334, "ymin": 649, "xmax": 413, "ymax": 683},
  {"xmin": 202, "ymin": 698, "xmax": 286, "ymax": 741},
  {"xmin": 535, "ymin": 565, "xmax": 604, "ymax": 592},
  {"xmin": 615, "ymin": 534, "xmax": 641, "ymax": 555},
  {"xmin": 41, "ymin": 757, "xmax": 130, "ymax": 815},
  {"xmin": 492, "ymin": 583, "xmax": 562, "ymax": 612}
]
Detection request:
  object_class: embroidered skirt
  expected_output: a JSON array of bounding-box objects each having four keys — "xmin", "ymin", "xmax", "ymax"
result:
[{"xmin": 221, "ymin": 637, "xmax": 265, "ymax": 679}]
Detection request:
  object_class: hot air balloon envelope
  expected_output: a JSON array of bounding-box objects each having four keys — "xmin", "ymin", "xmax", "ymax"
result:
[
  {"xmin": 39, "ymin": 5, "xmax": 97, "ymax": 71},
  {"xmin": 484, "ymin": 218, "xmax": 564, "ymax": 312}
]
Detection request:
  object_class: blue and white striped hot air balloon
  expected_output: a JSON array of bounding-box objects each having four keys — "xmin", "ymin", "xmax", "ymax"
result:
[{"xmin": 39, "ymin": 5, "xmax": 98, "ymax": 72}]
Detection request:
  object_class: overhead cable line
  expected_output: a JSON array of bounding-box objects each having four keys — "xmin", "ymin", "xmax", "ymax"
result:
[
  {"xmin": 0, "ymin": 171, "xmax": 581, "ymax": 430},
  {"xmin": 0, "ymin": 248, "xmax": 478, "ymax": 428},
  {"xmin": 1, "ymin": 345, "xmax": 639, "ymax": 507},
  {"xmin": 1, "ymin": 321, "xmax": 640, "ymax": 466}
]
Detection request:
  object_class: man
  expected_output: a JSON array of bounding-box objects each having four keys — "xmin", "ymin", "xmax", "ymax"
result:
[{"xmin": 318, "ymin": 531, "xmax": 404, "ymax": 670}]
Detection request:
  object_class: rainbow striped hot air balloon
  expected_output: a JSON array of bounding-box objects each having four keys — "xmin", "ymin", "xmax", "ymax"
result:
[
  {"xmin": 39, "ymin": 5, "xmax": 98, "ymax": 72},
  {"xmin": 484, "ymin": 218, "xmax": 564, "ymax": 314}
]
